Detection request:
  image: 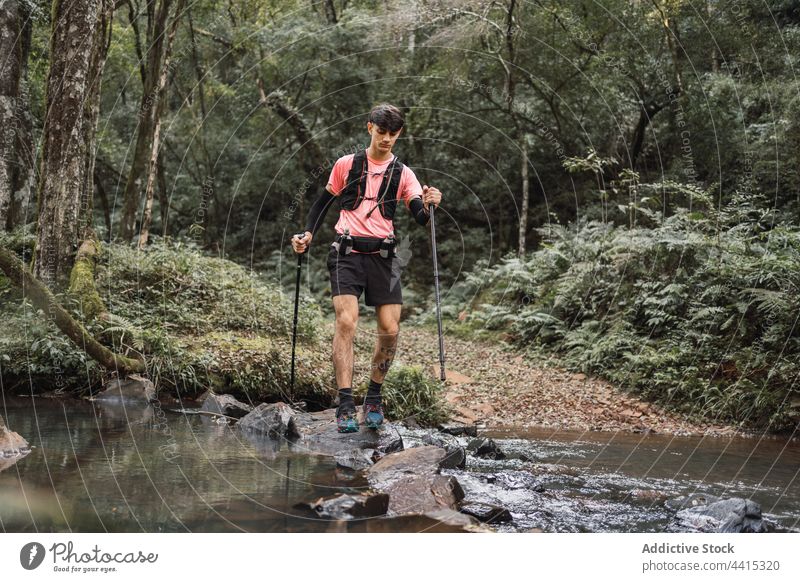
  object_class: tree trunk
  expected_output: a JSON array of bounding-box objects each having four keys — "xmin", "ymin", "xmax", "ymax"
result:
[
  {"xmin": 157, "ymin": 151, "xmax": 169, "ymax": 236},
  {"xmin": 9, "ymin": 2, "xmax": 35, "ymax": 230},
  {"xmin": 119, "ymin": 0, "xmax": 181, "ymax": 242},
  {"xmin": 33, "ymin": 0, "xmax": 112, "ymax": 289},
  {"xmin": 138, "ymin": 0, "xmax": 186, "ymax": 249},
  {"xmin": 80, "ymin": 1, "xmax": 113, "ymax": 242},
  {"xmin": 323, "ymin": 0, "xmax": 337, "ymax": 24},
  {"xmin": 629, "ymin": 90, "xmax": 673, "ymax": 170},
  {"xmin": 0, "ymin": 245, "xmax": 145, "ymax": 374},
  {"xmin": 517, "ymin": 140, "xmax": 529, "ymax": 257},
  {"xmin": 187, "ymin": 9, "xmax": 216, "ymax": 246},
  {"xmin": 258, "ymin": 77, "xmax": 323, "ymax": 224},
  {"xmin": 94, "ymin": 169, "xmax": 112, "ymax": 237},
  {"xmin": 0, "ymin": 0, "xmax": 32, "ymax": 231}
]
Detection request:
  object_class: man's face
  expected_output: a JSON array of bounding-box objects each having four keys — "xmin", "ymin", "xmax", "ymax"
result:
[{"xmin": 367, "ymin": 121, "xmax": 402, "ymax": 153}]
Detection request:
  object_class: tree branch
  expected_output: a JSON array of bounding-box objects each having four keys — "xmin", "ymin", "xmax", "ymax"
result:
[{"xmin": 0, "ymin": 245, "xmax": 146, "ymax": 375}]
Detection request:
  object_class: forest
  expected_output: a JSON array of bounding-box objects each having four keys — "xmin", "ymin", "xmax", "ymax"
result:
[{"xmin": 1, "ymin": 0, "xmax": 799, "ymax": 432}]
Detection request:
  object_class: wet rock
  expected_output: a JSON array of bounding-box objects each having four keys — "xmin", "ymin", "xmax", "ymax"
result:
[
  {"xmin": 460, "ymin": 501, "xmax": 513, "ymax": 524},
  {"xmin": 422, "ymin": 432, "xmax": 466, "ymax": 469},
  {"xmin": 335, "ymin": 448, "xmax": 376, "ymax": 470},
  {"xmin": 291, "ymin": 409, "xmax": 403, "ymax": 457},
  {"xmin": 0, "ymin": 415, "xmax": 30, "ymax": 460},
  {"xmin": 94, "ymin": 374, "xmax": 157, "ymax": 403},
  {"xmin": 669, "ymin": 496, "xmax": 774, "ymax": 533},
  {"xmin": 238, "ymin": 402, "xmax": 299, "ymax": 439},
  {"xmin": 466, "ymin": 437, "xmax": 506, "ymax": 460},
  {"xmin": 200, "ymin": 392, "xmax": 253, "ymax": 419},
  {"xmin": 362, "ymin": 509, "xmax": 488, "ymax": 533},
  {"xmin": 438, "ymin": 422, "xmax": 478, "ymax": 437},
  {"xmin": 295, "ymin": 492, "xmax": 389, "ymax": 520},
  {"xmin": 423, "ymin": 508, "xmax": 487, "ymax": 531},
  {"xmin": 492, "ymin": 470, "xmax": 545, "ymax": 492},
  {"xmin": 367, "ymin": 446, "xmax": 465, "ymax": 514}
]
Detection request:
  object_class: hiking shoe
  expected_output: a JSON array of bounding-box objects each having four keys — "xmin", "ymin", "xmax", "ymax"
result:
[
  {"xmin": 336, "ymin": 405, "xmax": 359, "ymax": 433},
  {"xmin": 363, "ymin": 402, "xmax": 384, "ymax": 429}
]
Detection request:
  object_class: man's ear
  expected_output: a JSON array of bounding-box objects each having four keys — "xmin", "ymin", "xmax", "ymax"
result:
[{"xmin": 367, "ymin": 121, "xmax": 373, "ymax": 133}]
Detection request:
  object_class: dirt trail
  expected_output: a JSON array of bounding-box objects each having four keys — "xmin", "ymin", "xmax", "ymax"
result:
[{"xmin": 350, "ymin": 325, "xmax": 736, "ymax": 437}]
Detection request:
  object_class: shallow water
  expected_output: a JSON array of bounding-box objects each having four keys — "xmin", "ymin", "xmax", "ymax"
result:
[
  {"xmin": 1, "ymin": 397, "xmax": 797, "ymax": 532},
  {"xmin": 469, "ymin": 426, "xmax": 800, "ymax": 532}
]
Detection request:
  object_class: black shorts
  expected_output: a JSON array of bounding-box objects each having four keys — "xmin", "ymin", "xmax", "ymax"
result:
[{"xmin": 327, "ymin": 245, "xmax": 404, "ymax": 306}]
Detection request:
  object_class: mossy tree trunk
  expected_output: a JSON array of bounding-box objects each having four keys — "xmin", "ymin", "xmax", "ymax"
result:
[
  {"xmin": 33, "ymin": 0, "xmax": 112, "ymax": 288},
  {"xmin": 67, "ymin": 238, "xmax": 108, "ymax": 321},
  {"xmin": 0, "ymin": 245, "xmax": 145, "ymax": 375}
]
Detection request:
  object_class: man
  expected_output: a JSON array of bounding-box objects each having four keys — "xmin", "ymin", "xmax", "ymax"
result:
[{"xmin": 291, "ymin": 103, "xmax": 442, "ymax": 433}]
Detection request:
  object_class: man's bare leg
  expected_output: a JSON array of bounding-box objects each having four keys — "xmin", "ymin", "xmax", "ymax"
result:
[
  {"xmin": 371, "ymin": 304, "xmax": 401, "ymax": 383},
  {"xmin": 332, "ymin": 295, "xmax": 359, "ymax": 389}
]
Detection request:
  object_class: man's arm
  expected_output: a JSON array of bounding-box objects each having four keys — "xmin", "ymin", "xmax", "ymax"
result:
[
  {"xmin": 292, "ymin": 186, "xmax": 337, "ymax": 254},
  {"xmin": 408, "ymin": 184, "xmax": 442, "ymax": 226},
  {"xmin": 409, "ymin": 196, "xmax": 430, "ymax": 226},
  {"xmin": 304, "ymin": 185, "xmax": 337, "ymax": 236}
]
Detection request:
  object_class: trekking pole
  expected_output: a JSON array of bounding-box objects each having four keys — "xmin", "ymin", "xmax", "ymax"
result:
[
  {"xmin": 290, "ymin": 233, "xmax": 307, "ymax": 398},
  {"xmin": 429, "ymin": 206, "xmax": 446, "ymax": 382}
]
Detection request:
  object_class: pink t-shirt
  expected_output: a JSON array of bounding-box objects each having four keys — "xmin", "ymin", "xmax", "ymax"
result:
[{"xmin": 326, "ymin": 150, "xmax": 423, "ymax": 243}]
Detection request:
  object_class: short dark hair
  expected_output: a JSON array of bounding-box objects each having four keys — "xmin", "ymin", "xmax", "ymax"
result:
[{"xmin": 369, "ymin": 103, "xmax": 404, "ymax": 132}]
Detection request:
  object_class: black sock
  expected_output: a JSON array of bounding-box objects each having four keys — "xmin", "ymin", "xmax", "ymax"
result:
[
  {"xmin": 337, "ymin": 388, "xmax": 355, "ymax": 411},
  {"xmin": 365, "ymin": 380, "xmax": 382, "ymax": 405}
]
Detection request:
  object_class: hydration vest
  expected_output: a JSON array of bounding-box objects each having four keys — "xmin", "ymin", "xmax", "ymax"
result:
[{"xmin": 338, "ymin": 150, "xmax": 405, "ymax": 221}]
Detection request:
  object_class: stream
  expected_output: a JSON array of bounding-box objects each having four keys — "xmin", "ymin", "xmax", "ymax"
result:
[{"xmin": 1, "ymin": 395, "xmax": 798, "ymax": 532}]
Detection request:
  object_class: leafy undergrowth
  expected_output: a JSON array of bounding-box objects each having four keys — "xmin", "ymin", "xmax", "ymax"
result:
[
  {"xmin": 418, "ymin": 198, "xmax": 800, "ymax": 432},
  {"xmin": 354, "ymin": 364, "xmax": 450, "ymax": 427},
  {"xmin": 0, "ymin": 236, "xmax": 327, "ymax": 403}
]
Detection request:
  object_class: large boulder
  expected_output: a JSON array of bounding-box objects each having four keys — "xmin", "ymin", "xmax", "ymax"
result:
[
  {"xmin": 668, "ymin": 495, "xmax": 774, "ymax": 533},
  {"xmin": 94, "ymin": 374, "xmax": 157, "ymax": 403},
  {"xmin": 200, "ymin": 392, "xmax": 252, "ymax": 419},
  {"xmin": 238, "ymin": 402, "xmax": 299, "ymax": 439},
  {"xmin": 422, "ymin": 431, "xmax": 466, "ymax": 469},
  {"xmin": 291, "ymin": 409, "xmax": 403, "ymax": 457},
  {"xmin": 334, "ymin": 448, "xmax": 376, "ymax": 470},
  {"xmin": 460, "ymin": 501, "xmax": 513, "ymax": 524},
  {"xmin": 0, "ymin": 415, "xmax": 30, "ymax": 471},
  {"xmin": 367, "ymin": 445, "xmax": 465, "ymax": 515}
]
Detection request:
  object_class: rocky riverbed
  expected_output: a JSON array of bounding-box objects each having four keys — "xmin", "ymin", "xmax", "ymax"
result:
[{"xmin": 1, "ymin": 383, "xmax": 797, "ymax": 533}]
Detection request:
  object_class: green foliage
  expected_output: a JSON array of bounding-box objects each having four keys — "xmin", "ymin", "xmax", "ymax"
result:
[
  {"xmin": 433, "ymin": 194, "xmax": 800, "ymax": 431},
  {"xmin": 0, "ymin": 238, "xmax": 328, "ymax": 400},
  {"xmin": 96, "ymin": 238, "xmax": 321, "ymax": 341},
  {"xmin": 356, "ymin": 364, "xmax": 450, "ymax": 427}
]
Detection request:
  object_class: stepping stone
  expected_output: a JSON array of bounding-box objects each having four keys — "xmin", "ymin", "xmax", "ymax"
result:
[{"xmin": 367, "ymin": 446, "xmax": 465, "ymax": 515}]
